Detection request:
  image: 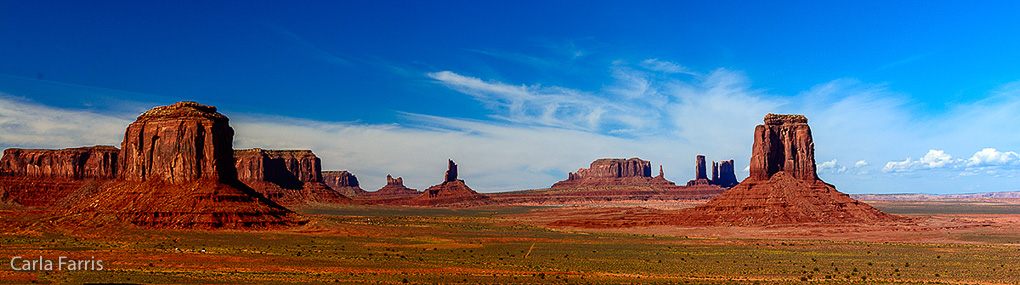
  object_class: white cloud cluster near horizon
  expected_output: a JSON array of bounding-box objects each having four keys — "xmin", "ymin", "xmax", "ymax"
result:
[
  {"xmin": 883, "ymin": 148, "xmax": 1020, "ymax": 175},
  {"xmin": 2, "ymin": 58, "xmax": 1020, "ymax": 193}
]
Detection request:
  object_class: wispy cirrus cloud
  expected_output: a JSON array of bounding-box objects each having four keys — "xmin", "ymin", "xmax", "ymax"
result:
[
  {"xmin": 639, "ymin": 58, "xmax": 698, "ymax": 75},
  {"xmin": 426, "ymin": 70, "xmax": 648, "ymax": 132}
]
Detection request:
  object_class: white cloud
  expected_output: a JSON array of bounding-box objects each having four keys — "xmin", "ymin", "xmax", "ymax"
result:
[
  {"xmin": 881, "ymin": 149, "xmax": 957, "ymax": 173},
  {"xmin": 639, "ymin": 58, "xmax": 696, "ymax": 75},
  {"xmin": 920, "ymin": 149, "xmax": 954, "ymax": 168},
  {"xmin": 854, "ymin": 160, "xmax": 868, "ymax": 167},
  {"xmin": 818, "ymin": 159, "xmax": 848, "ymax": 174},
  {"xmin": 966, "ymin": 148, "xmax": 1020, "ymax": 167},
  {"xmin": 0, "ymin": 94, "xmax": 128, "ymax": 149}
]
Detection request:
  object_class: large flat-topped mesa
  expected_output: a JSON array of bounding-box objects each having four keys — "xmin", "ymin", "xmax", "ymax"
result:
[
  {"xmin": 568, "ymin": 158, "xmax": 652, "ymax": 180},
  {"xmin": 552, "ymin": 157, "xmax": 702, "ymax": 190},
  {"xmin": 750, "ymin": 113, "xmax": 817, "ymax": 182},
  {"xmin": 0, "ymin": 146, "xmax": 119, "ymax": 179},
  {"xmin": 120, "ymin": 101, "xmax": 236, "ymax": 183}
]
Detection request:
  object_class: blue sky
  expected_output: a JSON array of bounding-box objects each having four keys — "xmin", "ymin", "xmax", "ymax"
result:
[{"xmin": 2, "ymin": 1, "xmax": 1020, "ymax": 193}]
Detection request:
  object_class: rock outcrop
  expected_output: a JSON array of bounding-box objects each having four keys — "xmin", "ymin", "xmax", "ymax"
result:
[
  {"xmin": 749, "ymin": 114, "xmax": 817, "ymax": 181},
  {"xmin": 322, "ymin": 170, "xmax": 368, "ymax": 197},
  {"xmin": 373, "ymin": 174, "xmax": 420, "ymax": 197},
  {"xmin": 234, "ymin": 149, "xmax": 348, "ymax": 205},
  {"xmin": 686, "ymin": 156, "xmax": 740, "ymax": 188},
  {"xmin": 714, "ymin": 160, "xmax": 739, "ymax": 188},
  {"xmin": 695, "ymin": 155, "xmax": 708, "ymax": 180},
  {"xmin": 70, "ymin": 101, "xmax": 300, "ymax": 228},
  {"xmin": 119, "ymin": 101, "xmax": 236, "ymax": 183},
  {"xmin": 1, "ymin": 146, "xmax": 119, "ymax": 179},
  {"xmin": 411, "ymin": 160, "xmax": 488, "ymax": 205},
  {"xmin": 677, "ymin": 114, "xmax": 900, "ymax": 226}
]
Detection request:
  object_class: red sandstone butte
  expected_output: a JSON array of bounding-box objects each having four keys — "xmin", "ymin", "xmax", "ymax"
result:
[
  {"xmin": 119, "ymin": 101, "xmax": 237, "ymax": 183},
  {"xmin": 322, "ymin": 170, "xmax": 368, "ymax": 197},
  {"xmin": 750, "ymin": 114, "xmax": 817, "ymax": 181},
  {"xmin": 234, "ymin": 148, "xmax": 349, "ymax": 205},
  {"xmin": 70, "ymin": 101, "xmax": 300, "ymax": 228},
  {"xmin": 410, "ymin": 160, "xmax": 488, "ymax": 205},
  {"xmin": 675, "ymin": 114, "xmax": 900, "ymax": 226}
]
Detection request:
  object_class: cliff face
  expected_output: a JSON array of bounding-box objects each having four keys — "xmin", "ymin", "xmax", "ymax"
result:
[
  {"xmin": 715, "ymin": 160, "xmax": 739, "ymax": 188},
  {"xmin": 322, "ymin": 170, "xmax": 368, "ymax": 197},
  {"xmin": 0, "ymin": 146, "xmax": 119, "ymax": 207},
  {"xmin": 119, "ymin": 101, "xmax": 237, "ymax": 184},
  {"xmin": 749, "ymin": 114, "xmax": 817, "ymax": 182},
  {"xmin": 0, "ymin": 146, "xmax": 119, "ymax": 179},
  {"xmin": 234, "ymin": 148, "xmax": 348, "ymax": 205},
  {"xmin": 235, "ymin": 149, "xmax": 322, "ymax": 188},
  {"xmin": 695, "ymin": 155, "xmax": 708, "ymax": 180},
  {"xmin": 322, "ymin": 170, "xmax": 359, "ymax": 188}
]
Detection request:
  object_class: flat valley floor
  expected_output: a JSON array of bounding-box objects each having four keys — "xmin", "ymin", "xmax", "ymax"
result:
[{"xmin": 2, "ymin": 199, "xmax": 1020, "ymax": 284}]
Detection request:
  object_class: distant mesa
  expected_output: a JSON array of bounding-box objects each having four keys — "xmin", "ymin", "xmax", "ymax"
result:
[
  {"xmin": 551, "ymin": 157, "xmax": 727, "ymax": 194},
  {"xmin": 322, "ymin": 170, "xmax": 368, "ymax": 197},
  {"xmin": 685, "ymin": 155, "xmax": 738, "ymax": 188},
  {"xmin": 676, "ymin": 114, "xmax": 902, "ymax": 226},
  {"xmin": 373, "ymin": 174, "xmax": 421, "ymax": 197},
  {"xmin": 410, "ymin": 160, "xmax": 488, "ymax": 205},
  {"xmin": 235, "ymin": 148, "xmax": 349, "ymax": 205},
  {"xmin": 552, "ymin": 158, "xmax": 665, "ymax": 189}
]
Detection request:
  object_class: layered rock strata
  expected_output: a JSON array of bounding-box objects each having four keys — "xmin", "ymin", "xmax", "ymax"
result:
[
  {"xmin": 1, "ymin": 146, "xmax": 119, "ymax": 179},
  {"xmin": 234, "ymin": 149, "xmax": 348, "ymax": 205}
]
